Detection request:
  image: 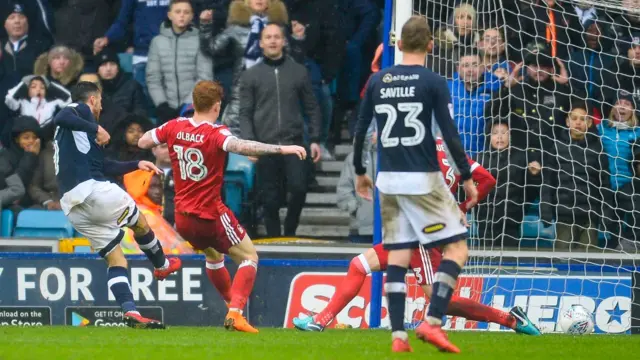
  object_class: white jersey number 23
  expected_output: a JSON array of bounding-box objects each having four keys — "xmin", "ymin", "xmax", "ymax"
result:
[{"xmin": 375, "ymin": 102, "xmax": 425, "ymax": 148}]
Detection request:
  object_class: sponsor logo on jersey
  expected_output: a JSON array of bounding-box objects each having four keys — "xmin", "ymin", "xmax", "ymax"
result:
[
  {"xmin": 284, "ymin": 273, "xmax": 632, "ymax": 333},
  {"xmin": 422, "ymin": 223, "xmax": 446, "ymax": 234},
  {"xmin": 381, "ymin": 73, "xmax": 420, "ymax": 83}
]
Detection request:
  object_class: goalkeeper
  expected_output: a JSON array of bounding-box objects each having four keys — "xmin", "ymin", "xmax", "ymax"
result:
[{"xmin": 293, "ymin": 130, "xmax": 541, "ymax": 336}]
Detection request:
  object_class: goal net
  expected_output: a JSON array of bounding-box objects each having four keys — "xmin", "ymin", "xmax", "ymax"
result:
[{"xmin": 385, "ymin": 0, "xmax": 640, "ymax": 333}]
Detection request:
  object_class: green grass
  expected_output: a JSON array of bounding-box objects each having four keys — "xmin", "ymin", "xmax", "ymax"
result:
[{"xmin": 0, "ymin": 327, "xmax": 638, "ymax": 360}]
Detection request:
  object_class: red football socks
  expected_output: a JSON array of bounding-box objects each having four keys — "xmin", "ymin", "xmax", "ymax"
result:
[
  {"xmin": 315, "ymin": 256, "xmax": 368, "ymax": 327},
  {"xmin": 205, "ymin": 259, "xmax": 232, "ymax": 303},
  {"xmin": 447, "ymin": 296, "xmax": 517, "ymax": 329},
  {"xmin": 228, "ymin": 260, "xmax": 258, "ymax": 312}
]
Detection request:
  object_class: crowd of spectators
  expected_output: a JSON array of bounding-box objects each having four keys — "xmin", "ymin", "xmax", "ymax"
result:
[
  {"xmin": 0, "ymin": 0, "xmax": 381, "ymax": 240},
  {"xmin": 1, "ymin": 0, "xmax": 640, "ymax": 252},
  {"xmin": 340, "ymin": 0, "xmax": 640, "ymax": 252}
]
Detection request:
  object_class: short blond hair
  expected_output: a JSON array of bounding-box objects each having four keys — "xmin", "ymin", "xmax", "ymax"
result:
[{"xmin": 400, "ymin": 16, "xmax": 432, "ymax": 53}]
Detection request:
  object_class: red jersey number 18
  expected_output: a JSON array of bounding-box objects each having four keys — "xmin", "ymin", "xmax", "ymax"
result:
[{"xmin": 173, "ymin": 145, "xmax": 208, "ymax": 181}]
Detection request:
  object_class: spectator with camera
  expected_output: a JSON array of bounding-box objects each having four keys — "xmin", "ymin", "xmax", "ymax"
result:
[
  {"xmin": 95, "ymin": 48, "xmax": 147, "ymax": 117},
  {"xmin": 448, "ymin": 51, "xmax": 496, "ymax": 155},
  {"xmin": 238, "ymin": 23, "xmax": 321, "ymax": 237},
  {"xmin": 1, "ymin": 2, "xmax": 52, "ymax": 78},
  {"xmin": 540, "ymin": 101, "xmax": 611, "ymax": 251},
  {"xmin": 199, "ymin": 0, "xmax": 290, "ymax": 135},
  {"xmin": 147, "ymin": 0, "xmax": 213, "ymax": 124}
]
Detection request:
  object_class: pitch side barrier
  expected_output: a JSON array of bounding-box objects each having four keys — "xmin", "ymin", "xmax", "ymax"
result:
[{"xmin": 0, "ymin": 246, "xmax": 638, "ymax": 333}]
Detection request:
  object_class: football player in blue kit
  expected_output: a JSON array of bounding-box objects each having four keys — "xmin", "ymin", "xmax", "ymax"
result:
[
  {"xmin": 53, "ymin": 82, "xmax": 181, "ymax": 329},
  {"xmin": 353, "ymin": 16, "xmax": 478, "ymax": 353}
]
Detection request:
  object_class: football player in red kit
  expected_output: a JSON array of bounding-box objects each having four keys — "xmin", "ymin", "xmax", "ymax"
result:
[
  {"xmin": 139, "ymin": 81, "xmax": 307, "ymax": 333},
  {"xmin": 293, "ymin": 136, "xmax": 541, "ymax": 336}
]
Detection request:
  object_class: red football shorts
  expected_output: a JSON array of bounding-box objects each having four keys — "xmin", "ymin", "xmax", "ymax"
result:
[
  {"xmin": 372, "ymin": 244, "xmax": 442, "ymax": 285},
  {"xmin": 175, "ymin": 205, "xmax": 246, "ymax": 253}
]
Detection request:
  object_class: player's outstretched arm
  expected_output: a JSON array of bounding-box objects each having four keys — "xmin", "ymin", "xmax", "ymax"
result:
[
  {"xmin": 225, "ymin": 138, "xmax": 307, "ymax": 159},
  {"xmin": 138, "ymin": 130, "xmax": 158, "ymax": 149}
]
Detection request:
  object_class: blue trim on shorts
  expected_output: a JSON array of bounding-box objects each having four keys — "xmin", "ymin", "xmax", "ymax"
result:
[
  {"xmin": 421, "ymin": 232, "xmax": 468, "ymax": 249},
  {"xmin": 98, "ymin": 229, "xmax": 126, "ymax": 258},
  {"xmin": 383, "ymin": 241, "xmax": 419, "ymax": 250}
]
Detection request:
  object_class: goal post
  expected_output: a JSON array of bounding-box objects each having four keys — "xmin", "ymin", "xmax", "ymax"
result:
[
  {"xmin": 368, "ymin": 0, "xmax": 397, "ymax": 329},
  {"xmin": 369, "ymin": 0, "xmax": 640, "ymax": 333}
]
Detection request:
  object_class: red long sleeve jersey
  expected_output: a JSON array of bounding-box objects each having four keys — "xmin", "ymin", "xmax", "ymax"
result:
[
  {"xmin": 436, "ymin": 138, "xmax": 496, "ymax": 211},
  {"xmin": 152, "ymin": 118, "xmax": 234, "ymax": 220}
]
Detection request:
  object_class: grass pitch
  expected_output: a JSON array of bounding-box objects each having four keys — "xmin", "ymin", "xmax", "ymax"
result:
[{"xmin": 0, "ymin": 327, "xmax": 638, "ymax": 360}]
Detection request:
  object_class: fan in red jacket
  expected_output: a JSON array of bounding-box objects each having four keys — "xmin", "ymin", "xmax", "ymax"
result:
[{"xmin": 292, "ymin": 139, "xmax": 541, "ymax": 335}]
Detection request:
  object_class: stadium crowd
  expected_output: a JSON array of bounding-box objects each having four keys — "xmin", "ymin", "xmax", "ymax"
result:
[{"xmin": 0, "ymin": 0, "xmax": 639, "ymax": 252}]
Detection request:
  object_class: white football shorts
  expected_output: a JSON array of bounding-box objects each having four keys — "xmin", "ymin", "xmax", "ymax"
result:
[
  {"xmin": 380, "ymin": 173, "xmax": 468, "ymax": 250},
  {"xmin": 66, "ymin": 181, "xmax": 139, "ymax": 257}
]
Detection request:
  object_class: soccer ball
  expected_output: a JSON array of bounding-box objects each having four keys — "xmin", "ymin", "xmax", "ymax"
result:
[{"xmin": 559, "ymin": 305, "xmax": 594, "ymax": 335}]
